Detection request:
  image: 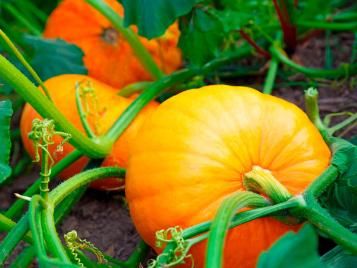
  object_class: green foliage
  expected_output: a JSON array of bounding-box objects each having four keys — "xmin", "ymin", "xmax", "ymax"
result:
[
  {"xmin": 257, "ymin": 224, "xmax": 323, "ymax": 268},
  {"xmin": 0, "ymin": 36, "xmax": 87, "ymax": 94},
  {"xmin": 320, "ymin": 138, "xmax": 357, "ymax": 226},
  {"xmin": 293, "ymin": 0, "xmax": 333, "ymax": 22},
  {"xmin": 23, "ymin": 36, "xmax": 87, "ymax": 81},
  {"xmin": 121, "ymin": 0, "xmax": 278, "ymax": 66},
  {"xmin": 122, "ymin": 0, "xmax": 197, "ymax": 39},
  {"xmin": 0, "ymin": 100, "xmax": 13, "ymax": 184},
  {"xmin": 322, "ymin": 245, "xmax": 357, "ymax": 268},
  {"xmin": 179, "ymin": 7, "xmax": 225, "ymax": 66},
  {"xmin": 350, "ymin": 135, "xmax": 357, "ymax": 145}
]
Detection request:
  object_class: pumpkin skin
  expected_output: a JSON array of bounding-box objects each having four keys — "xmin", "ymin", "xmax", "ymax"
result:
[
  {"xmin": 126, "ymin": 85, "xmax": 331, "ymax": 267},
  {"xmin": 43, "ymin": 0, "xmax": 182, "ymax": 89},
  {"xmin": 20, "ymin": 74, "xmax": 158, "ymax": 190}
]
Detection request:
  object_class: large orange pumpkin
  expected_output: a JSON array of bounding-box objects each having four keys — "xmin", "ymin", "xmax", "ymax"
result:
[
  {"xmin": 126, "ymin": 85, "xmax": 331, "ymax": 267},
  {"xmin": 20, "ymin": 74, "xmax": 158, "ymax": 190},
  {"xmin": 43, "ymin": 0, "xmax": 182, "ymax": 89}
]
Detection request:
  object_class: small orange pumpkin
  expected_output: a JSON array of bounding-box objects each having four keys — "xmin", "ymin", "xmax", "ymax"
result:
[
  {"xmin": 20, "ymin": 74, "xmax": 158, "ymax": 190},
  {"xmin": 126, "ymin": 85, "xmax": 331, "ymax": 267},
  {"xmin": 43, "ymin": 0, "xmax": 182, "ymax": 89}
]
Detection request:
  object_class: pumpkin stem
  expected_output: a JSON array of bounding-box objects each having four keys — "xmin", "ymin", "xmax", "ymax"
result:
[
  {"xmin": 86, "ymin": 0, "xmax": 164, "ymax": 79},
  {"xmin": 304, "ymin": 88, "xmax": 330, "ymax": 141},
  {"xmin": 101, "ymin": 27, "xmax": 119, "ymax": 45},
  {"xmin": 244, "ymin": 166, "xmax": 292, "ymax": 204}
]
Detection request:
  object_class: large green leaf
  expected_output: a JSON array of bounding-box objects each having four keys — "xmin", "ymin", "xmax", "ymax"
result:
[
  {"xmin": 0, "ymin": 100, "xmax": 13, "ymax": 184},
  {"xmin": 1, "ymin": 36, "xmax": 87, "ymax": 94},
  {"xmin": 0, "ymin": 40, "xmax": 32, "ymax": 95},
  {"xmin": 178, "ymin": 7, "xmax": 224, "ymax": 67},
  {"xmin": 23, "ymin": 35, "xmax": 87, "ymax": 80},
  {"xmin": 257, "ymin": 224, "xmax": 323, "ymax": 268},
  {"xmin": 322, "ymin": 245, "xmax": 357, "ymax": 268},
  {"xmin": 122, "ymin": 0, "xmax": 197, "ymax": 39},
  {"xmin": 320, "ymin": 138, "xmax": 357, "ymax": 226},
  {"xmin": 350, "ymin": 135, "xmax": 357, "ymax": 146}
]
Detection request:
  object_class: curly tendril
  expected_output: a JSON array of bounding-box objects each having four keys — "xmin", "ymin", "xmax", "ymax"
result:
[
  {"xmin": 28, "ymin": 119, "xmax": 71, "ymax": 195},
  {"xmin": 75, "ymin": 80, "xmax": 103, "ymax": 135},
  {"xmin": 148, "ymin": 226, "xmax": 194, "ymax": 268},
  {"xmin": 28, "ymin": 119, "xmax": 72, "ymax": 164},
  {"xmin": 64, "ymin": 230, "xmax": 107, "ymax": 266}
]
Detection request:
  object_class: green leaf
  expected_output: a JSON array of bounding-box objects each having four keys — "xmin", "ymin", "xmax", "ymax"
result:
[
  {"xmin": 349, "ymin": 135, "xmax": 357, "ymax": 146},
  {"xmin": 320, "ymin": 138, "xmax": 357, "ymax": 227},
  {"xmin": 293, "ymin": 0, "xmax": 333, "ymax": 23},
  {"xmin": 219, "ymin": 0, "xmax": 277, "ymax": 29},
  {"xmin": 257, "ymin": 224, "xmax": 323, "ymax": 268},
  {"xmin": 122, "ymin": 0, "xmax": 197, "ymax": 39},
  {"xmin": 0, "ymin": 41, "xmax": 31, "ymax": 95},
  {"xmin": 322, "ymin": 245, "xmax": 357, "ymax": 268},
  {"xmin": 210, "ymin": 9, "xmax": 250, "ymax": 32},
  {"xmin": 0, "ymin": 100, "xmax": 13, "ymax": 184},
  {"xmin": 179, "ymin": 7, "xmax": 225, "ymax": 66},
  {"xmin": 22, "ymin": 35, "xmax": 87, "ymax": 80}
]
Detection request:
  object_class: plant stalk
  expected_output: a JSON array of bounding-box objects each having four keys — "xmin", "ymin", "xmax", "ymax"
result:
[{"xmin": 271, "ymin": 45, "xmax": 357, "ymax": 79}]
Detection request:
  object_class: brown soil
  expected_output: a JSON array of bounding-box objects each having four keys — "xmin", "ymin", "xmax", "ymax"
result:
[{"xmin": 0, "ymin": 32, "xmax": 356, "ymax": 267}]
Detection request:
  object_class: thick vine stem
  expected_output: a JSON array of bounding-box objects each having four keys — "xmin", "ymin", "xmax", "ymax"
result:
[
  {"xmin": 305, "ymin": 165, "xmax": 339, "ymax": 199},
  {"xmin": 28, "ymin": 196, "xmax": 47, "ymax": 263},
  {"xmin": 0, "ymin": 214, "xmax": 32, "ymax": 243},
  {"xmin": 42, "ymin": 201, "xmax": 72, "ymax": 263},
  {"xmin": 0, "ymin": 215, "xmax": 31, "ymax": 264},
  {"xmin": 298, "ymin": 199, "xmax": 357, "ymax": 254},
  {"xmin": 270, "ymin": 45, "xmax": 357, "ymax": 79},
  {"xmin": 10, "ymin": 246, "xmax": 36, "ymax": 268},
  {"xmin": 0, "ymin": 54, "xmax": 112, "ymax": 158},
  {"xmin": 49, "ymin": 167, "xmax": 125, "ymax": 205},
  {"xmin": 86, "ymin": 0, "xmax": 164, "ymax": 80},
  {"xmin": 206, "ymin": 192, "xmax": 270, "ymax": 268}
]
